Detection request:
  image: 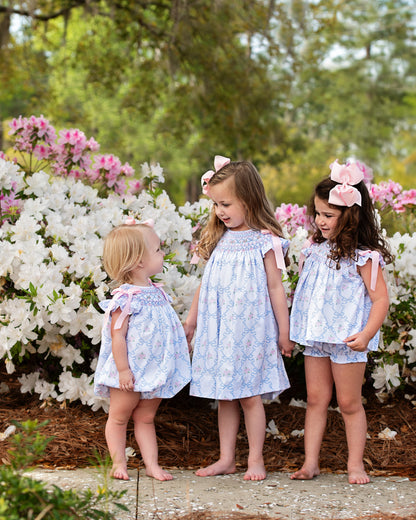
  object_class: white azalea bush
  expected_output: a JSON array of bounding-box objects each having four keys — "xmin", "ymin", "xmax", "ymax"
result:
[
  {"xmin": 0, "ymin": 157, "xmax": 201, "ymax": 411},
  {"xmin": 0, "ymin": 117, "xmax": 415, "ymax": 409}
]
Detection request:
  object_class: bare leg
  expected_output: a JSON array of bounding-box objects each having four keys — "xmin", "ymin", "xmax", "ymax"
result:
[
  {"xmin": 240, "ymin": 395, "xmax": 266, "ymax": 481},
  {"xmin": 132, "ymin": 398, "xmax": 172, "ymax": 481},
  {"xmin": 291, "ymin": 357, "xmax": 333, "ymax": 480},
  {"xmin": 105, "ymin": 388, "xmax": 141, "ymax": 480},
  {"xmin": 333, "ymin": 362, "xmax": 370, "ymax": 485},
  {"xmin": 196, "ymin": 399, "xmax": 239, "ymax": 477}
]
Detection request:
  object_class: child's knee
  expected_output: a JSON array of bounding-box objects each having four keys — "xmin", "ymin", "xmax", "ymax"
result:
[
  {"xmin": 337, "ymin": 396, "xmax": 363, "ymax": 415},
  {"xmin": 132, "ymin": 406, "xmax": 157, "ymax": 425}
]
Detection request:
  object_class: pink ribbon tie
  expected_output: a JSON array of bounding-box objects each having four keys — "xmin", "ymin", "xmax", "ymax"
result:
[
  {"xmin": 358, "ymin": 250, "xmax": 380, "ymax": 291},
  {"xmin": 261, "ymin": 230, "xmax": 285, "ymax": 270},
  {"xmin": 103, "ymin": 286, "xmax": 143, "ymax": 330}
]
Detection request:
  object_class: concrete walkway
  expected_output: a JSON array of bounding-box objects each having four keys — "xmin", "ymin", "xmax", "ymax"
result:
[{"xmin": 28, "ymin": 468, "xmax": 416, "ymax": 519}]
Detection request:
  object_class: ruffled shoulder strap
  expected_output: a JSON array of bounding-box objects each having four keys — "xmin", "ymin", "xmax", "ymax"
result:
[
  {"xmin": 261, "ymin": 230, "xmax": 288, "ymax": 270},
  {"xmin": 357, "ymin": 250, "xmax": 384, "ymax": 291},
  {"xmin": 298, "ymin": 238, "xmax": 313, "ymax": 274},
  {"xmin": 102, "ymin": 285, "xmax": 144, "ymax": 330}
]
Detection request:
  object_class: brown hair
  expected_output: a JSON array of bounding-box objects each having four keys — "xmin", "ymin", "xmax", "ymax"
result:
[
  {"xmin": 102, "ymin": 224, "xmax": 151, "ymax": 285},
  {"xmin": 309, "ymin": 177, "xmax": 393, "ymax": 265},
  {"xmin": 196, "ymin": 161, "xmax": 283, "ymax": 260}
]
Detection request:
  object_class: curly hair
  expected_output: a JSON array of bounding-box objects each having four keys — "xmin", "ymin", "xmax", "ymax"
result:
[
  {"xmin": 196, "ymin": 161, "xmax": 283, "ymax": 260},
  {"xmin": 309, "ymin": 177, "xmax": 393, "ymax": 265}
]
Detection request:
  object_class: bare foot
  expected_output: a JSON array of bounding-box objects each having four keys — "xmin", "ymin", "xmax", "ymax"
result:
[
  {"xmin": 244, "ymin": 461, "xmax": 266, "ymax": 481},
  {"xmin": 111, "ymin": 464, "xmax": 130, "ymax": 481},
  {"xmin": 145, "ymin": 464, "xmax": 173, "ymax": 481},
  {"xmin": 348, "ymin": 467, "xmax": 370, "ymax": 485},
  {"xmin": 290, "ymin": 465, "xmax": 320, "ymax": 480},
  {"xmin": 195, "ymin": 460, "xmax": 236, "ymax": 477}
]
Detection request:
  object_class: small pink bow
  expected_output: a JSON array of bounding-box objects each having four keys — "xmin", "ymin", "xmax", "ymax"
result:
[
  {"xmin": 103, "ymin": 286, "xmax": 143, "ymax": 330},
  {"xmin": 141, "ymin": 218, "xmax": 154, "ymax": 228},
  {"xmin": 261, "ymin": 230, "xmax": 286, "ymax": 270},
  {"xmin": 124, "ymin": 217, "xmax": 154, "ymax": 227},
  {"xmin": 201, "ymin": 155, "xmax": 230, "ymax": 195},
  {"xmin": 328, "ymin": 160, "xmax": 364, "ymax": 207}
]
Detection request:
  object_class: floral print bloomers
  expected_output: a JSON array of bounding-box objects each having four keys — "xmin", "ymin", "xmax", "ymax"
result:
[
  {"xmin": 94, "ymin": 284, "xmax": 191, "ymax": 399},
  {"xmin": 290, "ymin": 241, "xmax": 385, "ymax": 360},
  {"xmin": 190, "ymin": 229, "xmax": 290, "ymax": 401}
]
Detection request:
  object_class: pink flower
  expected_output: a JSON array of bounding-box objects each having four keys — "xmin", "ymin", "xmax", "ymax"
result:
[{"xmin": 275, "ymin": 203, "xmax": 310, "ymax": 235}]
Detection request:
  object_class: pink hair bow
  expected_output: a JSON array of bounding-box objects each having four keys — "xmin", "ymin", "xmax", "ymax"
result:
[
  {"xmin": 201, "ymin": 155, "xmax": 230, "ymax": 195},
  {"xmin": 328, "ymin": 160, "xmax": 364, "ymax": 207},
  {"xmin": 141, "ymin": 218, "xmax": 154, "ymax": 228},
  {"xmin": 124, "ymin": 217, "xmax": 154, "ymax": 227}
]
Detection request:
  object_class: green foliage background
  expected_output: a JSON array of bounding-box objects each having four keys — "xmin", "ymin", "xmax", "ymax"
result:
[{"xmin": 0, "ymin": 0, "xmax": 415, "ymax": 205}]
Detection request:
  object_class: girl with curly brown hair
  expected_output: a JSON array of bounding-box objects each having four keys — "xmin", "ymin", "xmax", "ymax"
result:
[{"xmin": 290, "ymin": 159, "xmax": 392, "ymax": 485}]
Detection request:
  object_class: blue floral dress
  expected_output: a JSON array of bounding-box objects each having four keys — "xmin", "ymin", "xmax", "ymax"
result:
[
  {"xmin": 94, "ymin": 283, "xmax": 191, "ymax": 398},
  {"xmin": 290, "ymin": 241, "xmax": 385, "ymax": 354},
  {"xmin": 190, "ymin": 229, "xmax": 290, "ymax": 400}
]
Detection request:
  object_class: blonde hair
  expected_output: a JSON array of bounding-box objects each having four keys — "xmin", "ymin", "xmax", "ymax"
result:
[
  {"xmin": 102, "ymin": 224, "xmax": 151, "ymax": 285},
  {"xmin": 196, "ymin": 161, "xmax": 283, "ymax": 260}
]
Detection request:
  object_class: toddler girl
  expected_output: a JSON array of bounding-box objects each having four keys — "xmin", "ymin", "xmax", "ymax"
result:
[
  {"xmin": 94, "ymin": 219, "xmax": 191, "ymax": 481},
  {"xmin": 290, "ymin": 160, "xmax": 392, "ymax": 484},
  {"xmin": 185, "ymin": 156, "xmax": 294, "ymax": 481}
]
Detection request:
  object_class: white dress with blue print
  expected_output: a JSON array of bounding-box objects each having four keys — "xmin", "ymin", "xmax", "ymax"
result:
[
  {"xmin": 290, "ymin": 241, "xmax": 385, "ymax": 358},
  {"xmin": 190, "ymin": 229, "xmax": 290, "ymax": 400},
  {"xmin": 94, "ymin": 283, "xmax": 191, "ymax": 398}
]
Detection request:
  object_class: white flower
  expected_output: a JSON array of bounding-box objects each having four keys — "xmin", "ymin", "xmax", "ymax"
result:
[
  {"xmin": 24, "ymin": 170, "xmax": 51, "ymax": 198},
  {"xmin": 289, "ymin": 398, "xmax": 307, "ymax": 408},
  {"xmin": 55, "ymin": 345, "xmax": 84, "ymax": 368},
  {"xmin": 5, "ymin": 358, "xmax": 15, "ymax": 374},
  {"xmin": 266, "ymin": 420, "xmax": 288, "ymax": 442},
  {"xmin": 378, "ymin": 427, "xmax": 397, "ymax": 440},
  {"xmin": 290, "ymin": 429, "xmax": 305, "ymax": 438},
  {"xmin": 125, "ymin": 447, "xmax": 136, "ymax": 458},
  {"xmin": 0, "ymin": 158, "xmax": 25, "ymax": 192},
  {"xmin": 18, "ymin": 372, "xmax": 40, "ymax": 393},
  {"xmin": 372, "ymin": 363, "xmax": 401, "ymax": 391},
  {"xmin": 34, "ymin": 378, "xmax": 58, "ymax": 400},
  {"xmin": 0, "ymin": 425, "xmax": 16, "ymax": 441}
]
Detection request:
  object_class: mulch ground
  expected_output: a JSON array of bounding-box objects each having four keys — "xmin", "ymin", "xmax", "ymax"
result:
[
  {"xmin": 1, "ymin": 371, "xmax": 415, "ymax": 520},
  {"xmin": 1, "ymin": 372, "xmax": 415, "ymax": 479}
]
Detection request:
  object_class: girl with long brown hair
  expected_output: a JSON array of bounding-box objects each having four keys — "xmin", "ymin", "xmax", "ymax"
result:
[{"xmin": 184, "ymin": 156, "xmax": 294, "ymax": 481}]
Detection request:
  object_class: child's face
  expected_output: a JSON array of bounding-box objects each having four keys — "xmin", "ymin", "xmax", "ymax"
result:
[
  {"xmin": 314, "ymin": 196, "xmax": 342, "ymax": 240},
  {"xmin": 209, "ymin": 177, "xmax": 249, "ymax": 231},
  {"xmin": 141, "ymin": 229, "xmax": 165, "ymax": 278}
]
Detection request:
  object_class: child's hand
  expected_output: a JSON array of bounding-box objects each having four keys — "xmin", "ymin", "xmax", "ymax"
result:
[
  {"xmin": 344, "ymin": 331, "xmax": 371, "ymax": 352},
  {"xmin": 119, "ymin": 369, "xmax": 135, "ymax": 391},
  {"xmin": 183, "ymin": 321, "xmax": 196, "ymax": 351},
  {"xmin": 279, "ymin": 338, "xmax": 295, "ymax": 358}
]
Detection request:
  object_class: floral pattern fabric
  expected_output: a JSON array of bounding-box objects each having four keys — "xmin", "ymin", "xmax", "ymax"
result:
[
  {"xmin": 190, "ymin": 229, "xmax": 290, "ymax": 400},
  {"xmin": 290, "ymin": 241, "xmax": 385, "ymax": 355},
  {"xmin": 94, "ymin": 284, "xmax": 191, "ymax": 398}
]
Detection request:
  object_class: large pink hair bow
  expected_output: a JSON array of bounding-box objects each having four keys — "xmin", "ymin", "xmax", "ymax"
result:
[
  {"xmin": 328, "ymin": 160, "xmax": 364, "ymax": 207},
  {"xmin": 201, "ymin": 155, "xmax": 230, "ymax": 195}
]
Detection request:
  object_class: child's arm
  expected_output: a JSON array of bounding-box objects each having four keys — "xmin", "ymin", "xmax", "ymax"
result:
[
  {"xmin": 111, "ymin": 308, "xmax": 134, "ymax": 391},
  {"xmin": 264, "ymin": 249, "xmax": 294, "ymax": 357},
  {"xmin": 183, "ymin": 284, "xmax": 201, "ymax": 350},
  {"xmin": 344, "ymin": 261, "xmax": 390, "ymax": 352}
]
